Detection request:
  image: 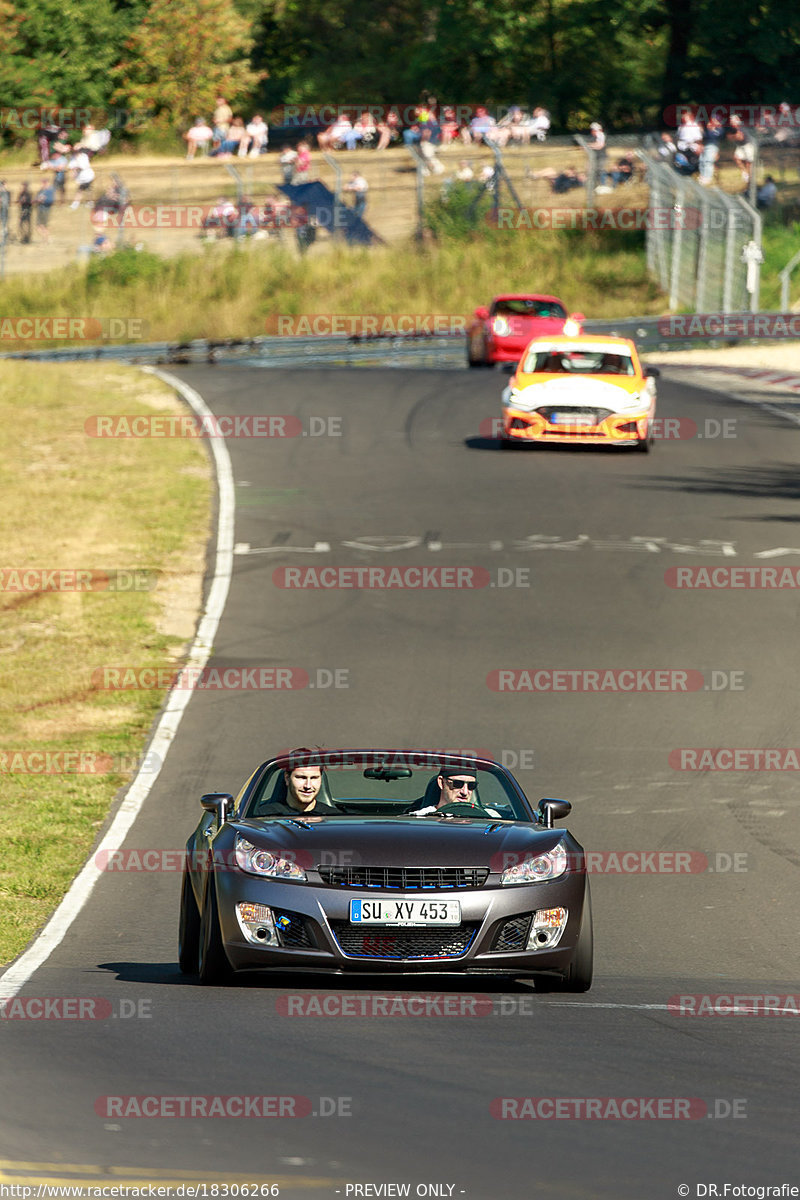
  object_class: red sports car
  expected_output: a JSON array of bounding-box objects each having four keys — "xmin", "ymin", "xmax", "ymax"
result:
[{"xmin": 467, "ymin": 294, "xmax": 583, "ymax": 367}]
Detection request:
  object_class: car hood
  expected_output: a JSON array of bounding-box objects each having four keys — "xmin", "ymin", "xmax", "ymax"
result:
[
  {"xmin": 508, "ymin": 376, "xmax": 640, "ymax": 411},
  {"xmin": 229, "ymin": 817, "xmax": 566, "ymax": 869}
]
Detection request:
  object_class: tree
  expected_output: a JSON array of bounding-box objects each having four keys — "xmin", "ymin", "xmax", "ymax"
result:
[{"xmin": 113, "ymin": 0, "xmax": 264, "ymax": 135}]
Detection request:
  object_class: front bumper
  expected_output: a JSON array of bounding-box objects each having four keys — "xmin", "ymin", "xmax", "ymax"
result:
[
  {"xmin": 503, "ymin": 406, "xmax": 651, "ymax": 446},
  {"xmin": 212, "ymin": 870, "xmax": 586, "ymax": 974}
]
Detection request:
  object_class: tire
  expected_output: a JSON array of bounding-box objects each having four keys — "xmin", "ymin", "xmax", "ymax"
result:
[
  {"xmin": 635, "ymin": 422, "xmax": 653, "ymax": 453},
  {"xmin": 561, "ymin": 887, "xmax": 594, "ymax": 992},
  {"xmin": 178, "ymin": 868, "xmax": 201, "ymax": 975},
  {"xmin": 198, "ymin": 875, "xmax": 232, "ymax": 985},
  {"xmin": 467, "ymin": 333, "xmax": 488, "ymax": 367}
]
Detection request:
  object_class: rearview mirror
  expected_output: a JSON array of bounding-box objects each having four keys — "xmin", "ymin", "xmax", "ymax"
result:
[{"xmin": 537, "ymin": 798, "xmax": 572, "ymax": 828}]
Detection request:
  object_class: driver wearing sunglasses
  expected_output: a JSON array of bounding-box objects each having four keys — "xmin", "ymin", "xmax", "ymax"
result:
[{"xmin": 408, "ymin": 765, "xmax": 481, "ymax": 816}]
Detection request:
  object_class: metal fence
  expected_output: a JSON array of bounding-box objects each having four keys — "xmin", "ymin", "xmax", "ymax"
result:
[{"xmin": 641, "ymin": 155, "xmax": 762, "ymax": 313}]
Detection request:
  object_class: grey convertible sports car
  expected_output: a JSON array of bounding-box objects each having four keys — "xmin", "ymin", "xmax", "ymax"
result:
[{"xmin": 178, "ymin": 749, "xmax": 593, "ymax": 990}]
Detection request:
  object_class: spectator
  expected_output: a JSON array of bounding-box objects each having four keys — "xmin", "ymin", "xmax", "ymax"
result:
[
  {"xmin": 41, "ymin": 151, "xmax": 68, "ymax": 203},
  {"xmin": 279, "ymin": 145, "xmax": 297, "ymax": 185},
  {"xmin": 673, "ymin": 142, "xmax": 700, "ymax": 176},
  {"xmin": 68, "ymin": 150, "xmax": 95, "ymax": 207},
  {"xmin": 530, "ymin": 107, "xmax": 551, "ymax": 142},
  {"xmin": 704, "ymin": 115, "xmax": 726, "ymax": 146},
  {"xmin": 609, "ymin": 154, "xmax": 635, "ymax": 186},
  {"xmin": 352, "ymin": 111, "xmax": 377, "ymax": 148},
  {"xmin": 318, "ymin": 113, "xmax": 354, "ymax": 150},
  {"xmin": 35, "ymin": 181, "xmax": 54, "ymax": 242},
  {"xmin": 184, "ymin": 118, "xmax": 213, "ymax": 160},
  {"xmin": 698, "ymin": 138, "xmax": 719, "ymax": 185},
  {"xmin": 344, "ymin": 170, "xmax": 369, "ymax": 219},
  {"xmin": 439, "ymin": 107, "xmax": 460, "ymax": 147},
  {"xmin": 528, "ymin": 166, "xmax": 586, "ymax": 194},
  {"xmin": 244, "ymin": 115, "xmax": 269, "ymax": 157},
  {"xmin": 469, "ymin": 105, "xmax": 497, "ymax": 144},
  {"xmin": 676, "ymin": 111, "xmax": 704, "ymax": 150},
  {"xmin": 213, "ymin": 96, "xmax": 233, "ymax": 140},
  {"xmin": 0, "ymin": 180, "xmax": 10, "ymax": 236},
  {"xmin": 418, "ymin": 127, "xmax": 445, "ymax": 175},
  {"xmin": 18, "ymin": 182, "xmax": 33, "ymax": 243},
  {"xmin": 730, "ymin": 118, "xmax": 755, "ymax": 185},
  {"xmin": 293, "ymin": 141, "xmax": 311, "ymax": 182},
  {"xmin": 657, "ymin": 131, "xmax": 677, "ymax": 162},
  {"xmin": 79, "ymin": 124, "xmax": 111, "ymax": 157},
  {"xmin": 587, "ymin": 121, "xmax": 607, "ymax": 187},
  {"xmin": 292, "ymin": 204, "xmax": 316, "ymax": 254},
  {"xmin": 494, "ymin": 106, "xmax": 528, "ymax": 147},
  {"xmin": 455, "ymin": 159, "xmax": 474, "ymax": 181},
  {"xmin": 376, "ymin": 110, "xmax": 400, "ymax": 151},
  {"xmin": 756, "ymin": 175, "xmax": 777, "ymax": 210}
]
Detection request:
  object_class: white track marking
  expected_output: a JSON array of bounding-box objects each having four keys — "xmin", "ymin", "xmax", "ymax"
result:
[{"xmin": 0, "ymin": 370, "xmax": 234, "ymax": 1001}]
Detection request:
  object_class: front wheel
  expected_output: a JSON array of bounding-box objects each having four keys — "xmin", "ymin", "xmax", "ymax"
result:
[
  {"xmin": 178, "ymin": 868, "xmax": 200, "ymax": 974},
  {"xmin": 467, "ymin": 333, "xmax": 488, "ymax": 367},
  {"xmin": 561, "ymin": 889, "xmax": 593, "ymax": 992},
  {"xmin": 198, "ymin": 875, "xmax": 232, "ymax": 985}
]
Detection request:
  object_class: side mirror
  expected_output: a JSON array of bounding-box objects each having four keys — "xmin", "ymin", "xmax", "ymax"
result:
[
  {"xmin": 474, "ymin": 306, "xmax": 490, "ymax": 321},
  {"xmin": 537, "ymin": 798, "xmax": 572, "ymax": 828},
  {"xmin": 644, "ymin": 365, "xmax": 661, "ymax": 378},
  {"xmin": 201, "ymin": 792, "xmax": 234, "ymax": 822}
]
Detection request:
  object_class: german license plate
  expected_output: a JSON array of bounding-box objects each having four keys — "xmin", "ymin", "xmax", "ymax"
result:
[
  {"xmin": 551, "ymin": 410, "xmax": 593, "ymax": 425},
  {"xmin": 350, "ymin": 898, "xmax": 461, "ymax": 926}
]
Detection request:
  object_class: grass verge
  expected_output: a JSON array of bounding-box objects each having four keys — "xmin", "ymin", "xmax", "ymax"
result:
[
  {"xmin": 0, "ymin": 227, "xmax": 666, "ymax": 349},
  {"xmin": 0, "ymin": 362, "xmax": 211, "ymax": 966}
]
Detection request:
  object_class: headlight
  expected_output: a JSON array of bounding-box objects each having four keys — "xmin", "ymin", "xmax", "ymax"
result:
[
  {"xmin": 502, "ymin": 387, "xmax": 519, "ymax": 407},
  {"xmin": 492, "ymin": 316, "xmax": 510, "ymax": 336},
  {"xmin": 501, "ymin": 842, "xmax": 567, "ymax": 884},
  {"xmin": 235, "ymin": 835, "xmax": 306, "ymax": 880},
  {"xmin": 563, "ymin": 318, "xmax": 581, "ymax": 336}
]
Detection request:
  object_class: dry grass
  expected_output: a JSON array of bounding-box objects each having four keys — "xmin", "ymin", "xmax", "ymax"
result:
[{"xmin": 0, "ymin": 362, "xmax": 211, "ymax": 965}]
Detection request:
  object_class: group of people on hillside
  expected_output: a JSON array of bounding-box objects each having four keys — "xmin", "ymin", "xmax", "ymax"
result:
[{"xmin": 183, "ymin": 97, "xmax": 270, "ymax": 160}]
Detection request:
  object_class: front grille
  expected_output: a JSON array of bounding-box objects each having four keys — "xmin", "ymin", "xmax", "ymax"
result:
[
  {"xmin": 537, "ymin": 407, "xmax": 613, "ymax": 425},
  {"xmin": 330, "ymin": 921, "xmax": 478, "ymax": 960},
  {"xmin": 318, "ymin": 865, "xmax": 489, "ymax": 891},
  {"xmin": 493, "ymin": 914, "xmax": 533, "ymax": 952},
  {"xmin": 274, "ymin": 909, "xmax": 314, "ymax": 949}
]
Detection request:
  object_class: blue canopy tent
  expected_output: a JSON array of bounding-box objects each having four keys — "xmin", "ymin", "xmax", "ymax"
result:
[{"xmin": 278, "ymin": 181, "xmax": 383, "ymax": 245}]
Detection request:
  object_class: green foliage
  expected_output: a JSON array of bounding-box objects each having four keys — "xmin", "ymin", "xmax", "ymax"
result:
[
  {"xmin": 112, "ymin": 0, "xmax": 264, "ymax": 135},
  {"xmin": 424, "ymin": 181, "xmax": 495, "ymax": 241},
  {"xmin": 85, "ymin": 246, "xmax": 168, "ymax": 291}
]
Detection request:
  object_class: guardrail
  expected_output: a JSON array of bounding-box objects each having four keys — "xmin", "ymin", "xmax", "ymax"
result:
[{"xmin": 3, "ymin": 316, "xmax": 799, "ymax": 368}]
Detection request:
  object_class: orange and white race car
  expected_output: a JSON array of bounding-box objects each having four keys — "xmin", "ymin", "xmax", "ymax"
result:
[{"xmin": 500, "ymin": 334, "xmax": 659, "ymax": 451}]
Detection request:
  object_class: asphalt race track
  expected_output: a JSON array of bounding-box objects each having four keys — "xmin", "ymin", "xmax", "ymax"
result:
[{"xmin": 2, "ymin": 362, "xmax": 800, "ymax": 1199}]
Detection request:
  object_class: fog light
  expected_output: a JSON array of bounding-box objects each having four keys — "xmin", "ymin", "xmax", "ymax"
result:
[
  {"xmin": 526, "ymin": 906, "xmax": 568, "ymax": 950},
  {"xmin": 236, "ymin": 902, "xmax": 278, "ymax": 946}
]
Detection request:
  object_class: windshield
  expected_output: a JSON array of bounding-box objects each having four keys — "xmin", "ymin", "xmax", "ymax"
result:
[
  {"xmin": 244, "ymin": 753, "xmax": 534, "ymax": 822},
  {"xmin": 522, "ymin": 347, "xmax": 635, "ymax": 375},
  {"xmin": 493, "ymin": 299, "xmax": 566, "ymax": 320}
]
